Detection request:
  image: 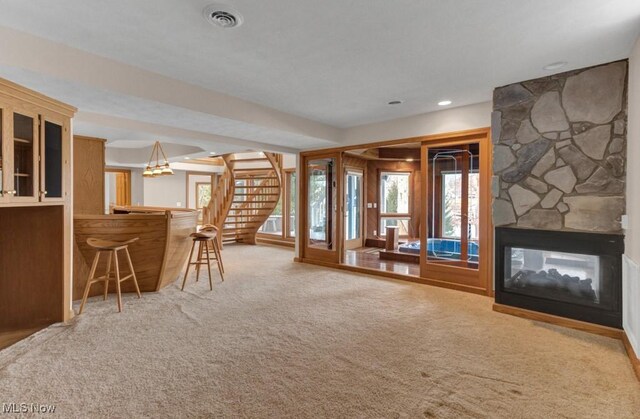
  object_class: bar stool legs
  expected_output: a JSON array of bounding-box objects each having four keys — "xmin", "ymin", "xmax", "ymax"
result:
[
  {"xmin": 182, "ymin": 237, "xmax": 221, "ymax": 291},
  {"xmin": 79, "ymin": 237, "xmax": 142, "ymax": 314},
  {"xmin": 209, "ymin": 238, "xmax": 225, "ymax": 280},
  {"xmin": 181, "ymin": 239, "xmax": 197, "ymax": 290}
]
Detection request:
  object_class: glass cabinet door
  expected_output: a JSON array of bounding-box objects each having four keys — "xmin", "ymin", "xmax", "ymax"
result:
[
  {"xmin": 11, "ymin": 110, "xmax": 39, "ymax": 201},
  {"xmin": 0, "ymin": 107, "xmax": 4, "ymax": 198},
  {"xmin": 41, "ymin": 118, "xmax": 64, "ymax": 200}
]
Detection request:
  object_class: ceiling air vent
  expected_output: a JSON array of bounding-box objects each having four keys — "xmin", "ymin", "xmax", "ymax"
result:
[{"xmin": 203, "ymin": 4, "xmax": 243, "ymax": 28}]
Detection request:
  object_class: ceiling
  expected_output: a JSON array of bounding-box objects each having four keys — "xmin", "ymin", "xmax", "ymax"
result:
[{"xmin": 0, "ymin": 0, "xmax": 639, "ymax": 159}]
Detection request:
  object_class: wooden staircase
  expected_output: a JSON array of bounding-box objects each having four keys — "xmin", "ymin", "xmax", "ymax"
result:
[{"xmin": 204, "ymin": 152, "xmax": 283, "ymax": 245}]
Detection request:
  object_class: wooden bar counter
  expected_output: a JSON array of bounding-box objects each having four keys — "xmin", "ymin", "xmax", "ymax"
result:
[{"xmin": 73, "ymin": 206, "xmax": 198, "ymax": 300}]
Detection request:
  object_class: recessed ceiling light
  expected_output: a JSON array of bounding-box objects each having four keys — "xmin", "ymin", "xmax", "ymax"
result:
[
  {"xmin": 209, "ymin": 152, "xmax": 216, "ymax": 155},
  {"xmin": 543, "ymin": 61, "xmax": 568, "ymax": 71},
  {"xmin": 438, "ymin": 100, "xmax": 452, "ymax": 106},
  {"xmin": 203, "ymin": 3, "xmax": 243, "ymax": 28},
  {"xmin": 184, "ymin": 157, "xmax": 191, "ymax": 160},
  {"xmin": 388, "ymin": 100, "xmax": 403, "ymax": 105}
]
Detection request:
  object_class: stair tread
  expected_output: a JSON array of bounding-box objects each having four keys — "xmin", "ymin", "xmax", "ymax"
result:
[
  {"xmin": 224, "ymin": 221, "xmax": 263, "ymax": 224},
  {"xmin": 234, "ymin": 193, "xmax": 279, "ymax": 196},
  {"xmin": 233, "ymin": 185, "xmax": 280, "ymax": 188},
  {"xmin": 229, "ymin": 158, "xmax": 269, "ymax": 163},
  {"xmin": 231, "ymin": 200, "xmax": 278, "ymax": 204},
  {"xmin": 234, "ymin": 176, "xmax": 279, "ymax": 180}
]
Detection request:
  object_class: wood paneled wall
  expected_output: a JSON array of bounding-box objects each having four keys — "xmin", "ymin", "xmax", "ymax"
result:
[
  {"xmin": 73, "ymin": 136, "xmax": 106, "ymax": 215},
  {"xmin": 0, "ymin": 206, "xmax": 64, "ymax": 330}
]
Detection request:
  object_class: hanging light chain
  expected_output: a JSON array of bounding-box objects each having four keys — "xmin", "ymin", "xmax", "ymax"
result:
[{"xmin": 143, "ymin": 141, "xmax": 174, "ymax": 177}]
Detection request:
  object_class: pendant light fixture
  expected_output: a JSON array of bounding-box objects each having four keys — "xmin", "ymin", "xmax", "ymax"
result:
[{"xmin": 143, "ymin": 141, "xmax": 174, "ymax": 178}]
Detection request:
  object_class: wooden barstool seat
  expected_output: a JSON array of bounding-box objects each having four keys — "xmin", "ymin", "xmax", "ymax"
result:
[
  {"xmin": 181, "ymin": 230, "xmax": 223, "ymax": 290},
  {"xmin": 78, "ymin": 237, "xmax": 141, "ymax": 314}
]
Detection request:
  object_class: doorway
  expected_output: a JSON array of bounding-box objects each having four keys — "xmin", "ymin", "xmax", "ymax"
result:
[
  {"xmin": 299, "ymin": 128, "xmax": 491, "ymax": 295},
  {"xmin": 105, "ymin": 168, "xmax": 131, "ymax": 212},
  {"xmin": 344, "ymin": 169, "xmax": 364, "ymax": 250},
  {"xmin": 301, "ymin": 153, "xmax": 341, "ymax": 264},
  {"xmin": 420, "ymin": 138, "xmax": 491, "ymax": 292}
]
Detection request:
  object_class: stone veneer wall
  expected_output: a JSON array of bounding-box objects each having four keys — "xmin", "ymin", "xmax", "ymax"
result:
[{"xmin": 492, "ymin": 60, "xmax": 627, "ymax": 233}]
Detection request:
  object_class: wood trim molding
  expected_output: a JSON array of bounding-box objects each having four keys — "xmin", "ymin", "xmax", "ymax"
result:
[
  {"xmin": 256, "ymin": 236, "xmax": 295, "ymax": 248},
  {"xmin": 623, "ymin": 333, "xmax": 640, "ymax": 381},
  {"xmin": 300, "ymin": 127, "xmax": 491, "ymax": 157},
  {"xmin": 494, "ymin": 304, "xmax": 640, "ymax": 382},
  {"xmin": 301, "ymin": 257, "xmax": 488, "ymax": 295},
  {"xmin": 0, "ymin": 77, "xmax": 77, "ymax": 117},
  {"xmin": 492, "ymin": 303, "xmax": 623, "ymax": 339}
]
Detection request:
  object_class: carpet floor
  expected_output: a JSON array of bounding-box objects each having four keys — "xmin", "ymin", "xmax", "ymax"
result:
[{"xmin": 0, "ymin": 244, "xmax": 638, "ymax": 418}]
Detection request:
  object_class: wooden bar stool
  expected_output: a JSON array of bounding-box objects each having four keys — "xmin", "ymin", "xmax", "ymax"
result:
[
  {"xmin": 181, "ymin": 231, "xmax": 221, "ymax": 291},
  {"xmin": 79, "ymin": 237, "xmax": 141, "ymax": 314},
  {"xmin": 200, "ymin": 225, "xmax": 225, "ymax": 279}
]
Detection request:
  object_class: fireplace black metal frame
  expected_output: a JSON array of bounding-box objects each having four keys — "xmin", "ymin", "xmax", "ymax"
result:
[{"xmin": 495, "ymin": 227, "xmax": 623, "ymax": 328}]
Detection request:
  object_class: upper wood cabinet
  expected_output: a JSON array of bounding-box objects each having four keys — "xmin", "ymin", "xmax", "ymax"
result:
[{"xmin": 0, "ymin": 79, "xmax": 75, "ymax": 206}]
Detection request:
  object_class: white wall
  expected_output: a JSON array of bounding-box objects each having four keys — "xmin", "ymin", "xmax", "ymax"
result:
[
  {"xmin": 624, "ymin": 36, "xmax": 640, "ymax": 356},
  {"xmin": 143, "ymin": 170, "xmax": 187, "ymax": 208},
  {"xmin": 283, "ymin": 153, "xmax": 296, "ymax": 169},
  {"xmin": 340, "ymin": 101, "xmax": 492, "ymax": 146},
  {"xmin": 130, "ymin": 168, "xmax": 144, "ymax": 205}
]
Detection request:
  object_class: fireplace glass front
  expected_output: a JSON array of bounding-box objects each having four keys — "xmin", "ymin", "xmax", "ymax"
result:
[
  {"xmin": 504, "ymin": 248, "xmax": 610, "ymax": 308},
  {"xmin": 495, "ymin": 227, "xmax": 623, "ymax": 328}
]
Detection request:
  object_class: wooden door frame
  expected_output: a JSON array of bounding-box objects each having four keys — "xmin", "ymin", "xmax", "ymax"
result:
[
  {"xmin": 300, "ymin": 152, "xmax": 342, "ymax": 264},
  {"xmin": 299, "ymin": 127, "xmax": 492, "ymax": 296},
  {"xmin": 420, "ymin": 133, "xmax": 492, "ymax": 295},
  {"xmin": 105, "ymin": 167, "xmax": 132, "ymax": 208},
  {"xmin": 377, "ymin": 169, "xmax": 415, "ymax": 239},
  {"xmin": 343, "ymin": 167, "xmax": 364, "ymax": 251}
]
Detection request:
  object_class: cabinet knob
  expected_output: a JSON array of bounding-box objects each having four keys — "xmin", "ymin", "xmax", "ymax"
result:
[{"xmin": 41, "ymin": 190, "xmax": 48, "ymax": 196}]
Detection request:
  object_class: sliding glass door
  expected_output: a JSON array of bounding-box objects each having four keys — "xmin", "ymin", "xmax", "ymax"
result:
[{"xmin": 421, "ymin": 139, "xmax": 489, "ymax": 291}]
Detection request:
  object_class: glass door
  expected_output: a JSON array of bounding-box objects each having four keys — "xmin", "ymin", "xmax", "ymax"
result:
[
  {"xmin": 10, "ymin": 109, "xmax": 39, "ymax": 203},
  {"xmin": 421, "ymin": 140, "xmax": 487, "ymax": 290},
  {"xmin": 286, "ymin": 170, "xmax": 296, "ymax": 239},
  {"xmin": 344, "ymin": 169, "xmax": 363, "ymax": 250},
  {"xmin": 303, "ymin": 153, "xmax": 340, "ymax": 263},
  {"xmin": 40, "ymin": 116, "xmax": 66, "ymax": 202}
]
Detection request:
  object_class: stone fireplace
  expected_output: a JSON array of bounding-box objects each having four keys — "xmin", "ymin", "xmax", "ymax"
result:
[{"xmin": 492, "ymin": 60, "xmax": 627, "ymax": 327}]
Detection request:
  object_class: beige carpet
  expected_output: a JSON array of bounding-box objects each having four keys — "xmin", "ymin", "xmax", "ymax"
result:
[{"xmin": 0, "ymin": 244, "xmax": 638, "ymax": 418}]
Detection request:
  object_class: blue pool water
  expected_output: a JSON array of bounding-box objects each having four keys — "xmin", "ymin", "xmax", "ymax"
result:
[{"xmin": 398, "ymin": 239, "xmax": 479, "ymax": 262}]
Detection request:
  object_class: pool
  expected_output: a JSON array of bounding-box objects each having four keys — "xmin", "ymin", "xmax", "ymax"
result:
[{"xmin": 398, "ymin": 239, "xmax": 479, "ymax": 262}]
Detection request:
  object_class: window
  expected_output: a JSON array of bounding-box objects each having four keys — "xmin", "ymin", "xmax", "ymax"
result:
[
  {"xmin": 379, "ymin": 172, "xmax": 411, "ymax": 237},
  {"xmin": 288, "ymin": 171, "xmax": 296, "ymax": 238},
  {"xmin": 258, "ymin": 169, "xmax": 296, "ymax": 239},
  {"xmin": 259, "ymin": 195, "xmax": 283, "ymax": 235},
  {"xmin": 380, "ymin": 218, "xmax": 411, "ymax": 237},
  {"xmin": 441, "ymin": 171, "xmax": 479, "ymax": 240},
  {"xmin": 196, "ymin": 183, "xmax": 212, "ymax": 210}
]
